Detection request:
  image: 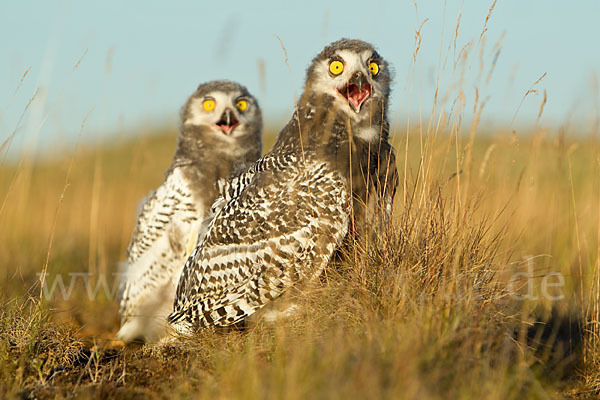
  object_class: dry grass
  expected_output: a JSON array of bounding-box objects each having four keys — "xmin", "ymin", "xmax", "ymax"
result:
[
  {"xmin": 1, "ymin": 3, "xmax": 599, "ymax": 396},
  {"xmin": 0, "ymin": 123, "xmax": 598, "ymax": 398}
]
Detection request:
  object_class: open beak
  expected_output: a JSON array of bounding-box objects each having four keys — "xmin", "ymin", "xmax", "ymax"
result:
[
  {"xmin": 337, "ymin": 71, "xmax": 372, "ymax": 113},
  {"xmin": 215, "ymin": 108, "xmax": 239, "ymax": 134}
]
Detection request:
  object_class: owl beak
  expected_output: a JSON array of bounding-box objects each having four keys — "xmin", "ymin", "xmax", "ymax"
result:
[
  {"xmin": 215, "ymin": 108, "xmax": 240, "ymax": 135},
  {"xmin": 338, "ymin": 71, "xmax": 372, "ymax": 113}
]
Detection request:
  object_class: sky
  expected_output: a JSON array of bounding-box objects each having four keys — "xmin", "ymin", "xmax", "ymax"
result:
[{"xmin": 1, "ymin": 0, "xmax": 599, "ymax": 157}]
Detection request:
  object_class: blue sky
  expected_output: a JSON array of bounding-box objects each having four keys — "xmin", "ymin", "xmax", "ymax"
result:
[{"xmin": 1, "ymin": 0, "xmax": 599, "ymax": 157}]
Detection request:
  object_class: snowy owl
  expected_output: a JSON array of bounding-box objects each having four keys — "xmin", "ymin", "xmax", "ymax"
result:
[
  {"xmin": 169, "ymin": 39, "xmax": 397, "ymax": 333},
  {"xmin": 117, "ymin": 80, "xmax": 262, "ymax": 342}
]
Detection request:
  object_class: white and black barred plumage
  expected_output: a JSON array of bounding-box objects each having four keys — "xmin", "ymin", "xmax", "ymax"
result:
[
  {"xmin": 169, "ymin": 39, "xmax": 398, "ymax": 332},
  {"xmin": 117, "ymin": 80, "xmax": 262, "ymax": 342}
]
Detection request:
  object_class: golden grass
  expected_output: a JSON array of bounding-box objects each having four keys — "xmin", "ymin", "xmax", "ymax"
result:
[
  {"xmin": 0, "ymin": 122, "xmax": 598, "ymax": 398},
  {"xmin": 1, "ymin": 2, "xmax": 598, "ymax": 396}
]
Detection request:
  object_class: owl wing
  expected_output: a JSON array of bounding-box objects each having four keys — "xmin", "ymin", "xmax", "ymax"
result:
[
  {"xmin": 194, "ymin": 155, "xmax": 278, "ymax": 251},
  {"xmin": 119, "ymin": 168, "xmax": 202, "ymax": 321},
  {"xmin": 169, "ymin": 153, "xmax": 350, "ymax": 329},
  {"xmin": 350, "ymin": 141, "xmax": 399, "ymax": 238},
  {"xmin": 374, "ymin": 142, "xmax": 399, "ymax": 221}
]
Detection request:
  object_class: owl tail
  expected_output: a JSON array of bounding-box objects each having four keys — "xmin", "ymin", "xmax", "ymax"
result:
[{"xmin": 167, "ymin": 312, "xmax": 194, "ymax": 336}]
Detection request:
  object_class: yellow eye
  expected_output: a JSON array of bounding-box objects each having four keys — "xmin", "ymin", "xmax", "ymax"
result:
[
  {"xmin": 203, "ymin": 99, "xmax": 216, "ymax": 111},
  {"xmin": 329, "ymin": 60, "xmax": 344, "ymax": 75},
  {"xmin": 369, "ymin": 62, "xmax": 380, "ymax": 76},
  {"xmin": 236, "ymin": 99, "xmax": 248, "ymax": 112}
]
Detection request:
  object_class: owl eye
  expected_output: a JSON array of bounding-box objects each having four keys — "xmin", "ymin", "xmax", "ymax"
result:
[
  {"xmin": 236, "ymin": 99, "xmax": 248, "ymax": 112},
  {"xmin": 369, "ymin": 62, "xmax": 380, "ymax": 76},
  {"xmin": 203, "ymin": 99, "xmax": 216, "ymax": 111},
  {"xmin": 329, "ymin": 60, "xmax": 344, "ymax": 75}
]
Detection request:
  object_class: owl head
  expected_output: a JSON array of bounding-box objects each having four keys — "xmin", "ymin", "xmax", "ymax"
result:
[
  {"xmin": 181, "ymin": 80, "xmax": 262, "ymax": 142},
  {"xmin": 304, "ymin": 39, "xmax": 392, "ymax": 121}
]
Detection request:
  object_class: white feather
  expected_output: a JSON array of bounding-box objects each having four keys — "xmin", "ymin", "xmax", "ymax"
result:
[{"xmin": 118, "ymin": 168, "xmax": 204, "ymax": 342}]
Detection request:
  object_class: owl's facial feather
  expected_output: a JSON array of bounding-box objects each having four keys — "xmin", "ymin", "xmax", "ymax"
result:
[
  {"xmin": 307, "ymin": 47, "xmax": 388, "ymax": 120},
  {"xmin": 183, "ymin": 90, "xmax": 259, "ymax": 139}
]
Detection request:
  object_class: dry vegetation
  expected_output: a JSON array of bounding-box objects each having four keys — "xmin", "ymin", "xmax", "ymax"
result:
[
  {"xmin": 1, "ymin": 3, "xmax": 600, "ymax": 398},
  {"xmin": 1, "ymin": 123, "xmax": 599, "ymax": 398}
]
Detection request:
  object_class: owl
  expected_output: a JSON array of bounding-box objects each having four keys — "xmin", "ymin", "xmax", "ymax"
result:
[
  {"xmin": 168, "ymin": 39, "xmax": 398, "ymax": 333},
  {"xmin": 117, "ymin": 80, "xmax": 263, "ymax": 343}
]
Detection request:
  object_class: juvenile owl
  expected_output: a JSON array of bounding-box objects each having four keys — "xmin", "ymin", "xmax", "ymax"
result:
[
  {"xmin": 117, "ymin": 80, "xmax": 262, "ymax": 342},
  {"xmin": 169, "ymin": 39, "xmax": 398, "ymax": 332}
]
